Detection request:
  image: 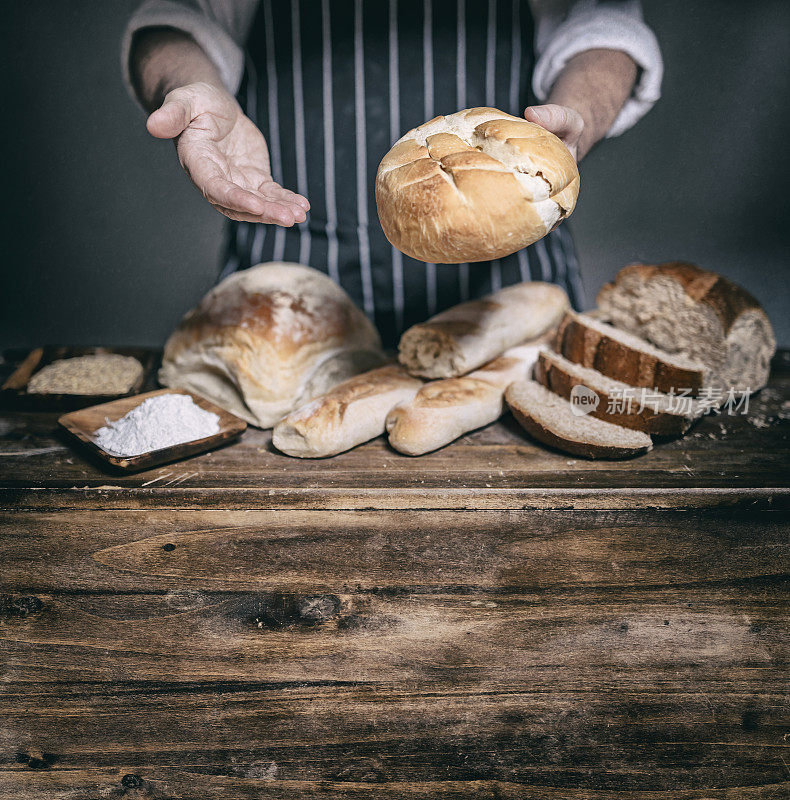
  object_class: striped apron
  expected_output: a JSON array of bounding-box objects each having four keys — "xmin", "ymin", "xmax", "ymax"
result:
[{"xmin": 221, "ymin": 0, "xmax": 585, "ymax": 347}]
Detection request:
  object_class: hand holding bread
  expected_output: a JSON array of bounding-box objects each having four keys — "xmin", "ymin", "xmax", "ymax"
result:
[{"xmin": 376, "ymin": 107, "xmax": 579, "ymax": 263}]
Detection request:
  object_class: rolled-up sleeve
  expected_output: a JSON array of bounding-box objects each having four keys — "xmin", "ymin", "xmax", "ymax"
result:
[
  {"xmin": 532, "ymin": 0, "xmax": 663, "ymax": 137},
  {"xmin": 121, "ymin": 0, "xmax": 258, "ymax": 103}
]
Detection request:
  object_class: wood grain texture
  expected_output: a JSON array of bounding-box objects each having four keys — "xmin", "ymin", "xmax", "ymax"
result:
[
  {"xmin": 2, "ymin": 586, "xmax": 787, "ymax": 685},
  {"xmin": 0, "ymin": 509, "xmax": 787, "ymax": 593},
  {"xmin": 1, "ymin": 351, "xmax": 789, "ymax": 798},
  {"xmin": 1, "ymin": 509, "xmax": 788, "ymax": 797},
  {"xmin": 2, "ymin": 682, "xmax": 787, "ymax": 792},
  {"xmin": 2, "ymin": 773, "xmax": 787, "ymax": 800}
]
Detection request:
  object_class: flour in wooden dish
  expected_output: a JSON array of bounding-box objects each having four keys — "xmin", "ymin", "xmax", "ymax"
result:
[{"xmin": 94, "ymin": 394, "xmax": 220, "ymax": 456}]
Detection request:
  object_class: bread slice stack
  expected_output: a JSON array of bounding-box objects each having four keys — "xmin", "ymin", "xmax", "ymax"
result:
[
  {"xmin": 506, "ymin": 262, "xmax": 776, "ymax": 459},
  {"xmin": 506, "ymin": 311, "xmax": 706, "ymax": 460}
]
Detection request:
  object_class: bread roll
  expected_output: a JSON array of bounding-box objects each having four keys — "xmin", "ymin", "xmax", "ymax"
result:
[
  {"xmin": 159, "ymin": 263, "xmax": 385, "ymax": 428},
  {"xmin": 386, "ymin": 342, "xmax": 543, "ymax": 456},
  {"xmin": 596, "ymin": 262, "xmax": 776, "ymax": 393},
  {"xmin": 273, "ymin": 364, "xmax": 423, "ymax": 458},
  {"xmin": 506, "ymin": 380, "xmax": 653, "ymax": 460},
  {"xmin": 375, "ymin": 107, "xmax": 579, "ymax": 263},
  {"xmin": 398, "ymin": 281, "xmax": 568, "ymax": 378}
]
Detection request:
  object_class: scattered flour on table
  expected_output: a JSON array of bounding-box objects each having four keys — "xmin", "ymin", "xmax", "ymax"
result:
[{"xmin": 94, "ymin": 394, "xmax": 220, "ymax": 456}]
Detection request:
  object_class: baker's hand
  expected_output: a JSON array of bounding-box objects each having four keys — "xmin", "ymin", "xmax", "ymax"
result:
[
  {"xmin": 524, "ymin": 104, "xmax": 585, "ymax": 161},
  {"xmin": 146, "ymin": 82, "xmax": 309, "ymax": 225}
]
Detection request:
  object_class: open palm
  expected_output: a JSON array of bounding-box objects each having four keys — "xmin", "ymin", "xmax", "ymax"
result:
[{"xmin": 147, "ymin": 82, "xmax": 309, "ymax": 226}]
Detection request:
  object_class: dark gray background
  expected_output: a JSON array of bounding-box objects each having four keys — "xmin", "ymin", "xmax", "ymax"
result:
[{"xmin": 1, "ymin": 1, "xmax": 788, "ymax": 348}]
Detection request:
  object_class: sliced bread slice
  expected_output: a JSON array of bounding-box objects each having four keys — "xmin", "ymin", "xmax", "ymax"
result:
[
  {"xmin": 555, "ymin": 310, "xmax": 709, "ymax": 395},
  {"xmin": 535, "ymin": 349, "xmax": 703, "ymax": 437},
  {"xmin": 505, "ymin": 380, "xmax": 653, "ymax": 459}
]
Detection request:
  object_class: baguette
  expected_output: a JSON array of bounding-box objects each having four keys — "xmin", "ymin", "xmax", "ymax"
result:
[
  {"xmin": 272, "ymin": 364, "xmax": 422, "ymax": 458},
  {"xmin": 398, "ymin": 281, "xmax": 569, "ymax": 378},
  {"xmin": 555, "ymin": 310, "xmax": 709, "ymax": 395},
  {"xmin": 535, "ymin": 349, "xmax": 704, "ymax": 437},
  {"xmin": 505, "ymin": 380, "xmax": 653, "ymax": 459},
  {"xmin": 386, "ymin": 342, "xmax": 543, "ymax": 456}
]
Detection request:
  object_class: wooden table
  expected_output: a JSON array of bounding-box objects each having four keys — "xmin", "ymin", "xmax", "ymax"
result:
[{"xmin": 1, "ymin": 350, "xmax": 788, "ymax": 799}]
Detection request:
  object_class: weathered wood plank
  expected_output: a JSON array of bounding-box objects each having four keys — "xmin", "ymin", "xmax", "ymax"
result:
[
  {"xmin": 2, "ymin": 588, "xmax": 786, "ymax": 685},
  {"xmin": 1, "ymin": 365, "xmax": 787, "ymax": 511},
  {"xmin": 4, "ymin": 486, "xmax": 788, "ymax": 512},
  {"xmin": 2, "ymin": 683, "xmax": 788, "ymax": 794},
  {"xmin": 1, "ymin": 510, "xmax": 787, "ymax": 593},
  {"xmin": 1, "ymin": 772, "xmax": 786, "ymax": 800}
]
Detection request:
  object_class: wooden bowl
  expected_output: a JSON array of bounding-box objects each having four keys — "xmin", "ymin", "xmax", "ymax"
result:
[{"xmin": 58, "ymin": 388, "xmax": 247, "ymax": 472}]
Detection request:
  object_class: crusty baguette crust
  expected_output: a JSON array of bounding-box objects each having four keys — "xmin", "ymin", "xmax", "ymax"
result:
[
  {"xmin": 505, "ymin": 381, "xmax": 652, "ymax": 460},
  {"xmin": 376, "ymin": 107, "xmax": 579, "ymax": 263},
  {"xmin": 387, "ymin": 343, "xmax": 542, "ymax": 455},
  {"xmin": 534, "ymin": 351, "xmax": 699, "ymax": 437},
  {"xmin": 555, "ymin": 311, "xmax": 707, "ymax": 395},
  {"xmin": 386, "ymin": 376, "xmax": 503, "ymax": 456},
  {"xmin": 273, "ymin": 364, "xmax": 422, "ymax": 458},
  {"xmin": 398, "ymin": 282, "xmax": 568, "ymax": 378}
]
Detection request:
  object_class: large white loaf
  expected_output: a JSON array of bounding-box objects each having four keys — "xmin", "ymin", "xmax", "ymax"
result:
[
  {"xmin": 376, "ymin": 107, "xmax": 580, "ymax": 263},
  {"xmin": 159, "ymin": 263, "xmax": 385, "ymax": 427}
]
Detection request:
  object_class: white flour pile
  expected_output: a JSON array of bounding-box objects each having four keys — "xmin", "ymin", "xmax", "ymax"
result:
[{"xmin": 94, "ymin": 393, "xmax": 220, "ymax": 456}]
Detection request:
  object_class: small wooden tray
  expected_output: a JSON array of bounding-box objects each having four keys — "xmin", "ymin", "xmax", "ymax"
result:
[
  {"xmin": 58, "ymin": 389, "xmax": 247, "ymax": 472},
  {"xmin": 1, "ymin": 346, "xmax": 158, "ymax": 410}
]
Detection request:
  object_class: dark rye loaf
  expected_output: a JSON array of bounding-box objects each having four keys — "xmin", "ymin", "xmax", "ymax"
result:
[
  {"xmin": 555, "ymin": 310, "xmax": 709, "ymax": 395},
  {"xmin": 596, "ymin": 262, "xmax": 775, "ymax": 393}
]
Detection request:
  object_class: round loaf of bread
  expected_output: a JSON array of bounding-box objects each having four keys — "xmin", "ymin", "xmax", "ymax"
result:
[
  {"xmin": 375, "ymin": 107, "xmax": 580, "ymax": 263},
  {"xmin": 159, "ymin": 263, "xmax": 384, "ymax": 428}
]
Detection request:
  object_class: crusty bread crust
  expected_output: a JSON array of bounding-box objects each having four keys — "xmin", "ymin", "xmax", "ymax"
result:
[
  {"xmin": 387, "ymin": 342, "xmax": 542, "ymax": 455},
  {"xmin": 272, "ymin": 364, "xmax": 422, "ymax": 458},
  {"xmin": 398, "ymin": 281, "xmax": 568, "ymax": 378},
  {"xmin": 555, "ymin": 310, "xmax": 708, "ymax": 395},
  {"xmin": 159, "ymin": 263, "xmax": 384, "ymax": 428},
  {"xmin": 509, "ymin": 406, "xmax": 650, "ymax": 459},
  {"xmin": 535, "ymin": 350, "xmax": 700, "ymax": 437},
  {"xmin": 596, "ymin": 262, "xmax": 776, "ymax": 393},
  {"xmin": 375, "ymin": 107, "xmax": 579, "ymax": 263},
  {"xmin": 505, "ymin": 381, "xmax": 652, "ymax": 460},
  {"xmin": 597, "ymin": 262, "xmax": 761, "ymax": 335}
]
